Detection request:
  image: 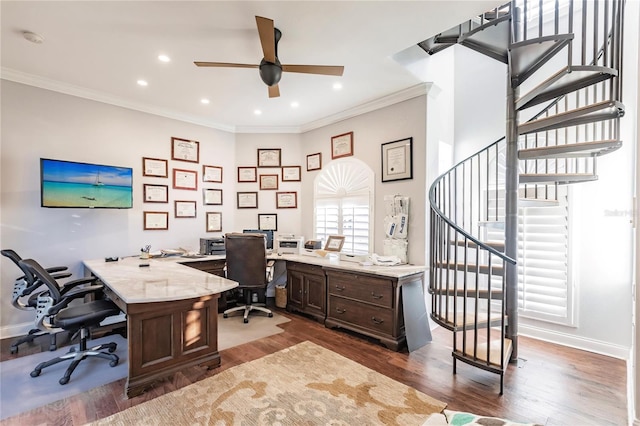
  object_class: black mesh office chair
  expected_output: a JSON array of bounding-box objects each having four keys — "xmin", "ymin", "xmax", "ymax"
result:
[
  {"xmin": 1, "ymin": 249, "xmax": 76, "ymax": 353},
  {"xmin": 223, "ymin": 233, "xmax": 274, "ymax": 323},
  {"xmin": 19, "ymin": 258, "xmax": 121, "ymax": 385}
]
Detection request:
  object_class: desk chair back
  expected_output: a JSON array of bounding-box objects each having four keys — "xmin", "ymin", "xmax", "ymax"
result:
[{"xmin": 225, "ymin": 233, "xmax": 268, "ymax": 289}]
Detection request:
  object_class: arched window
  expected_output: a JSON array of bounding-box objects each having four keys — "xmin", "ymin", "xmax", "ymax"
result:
[{"xmin": 314, "ymin": 158, "xmax": 374, "ymax": 254}]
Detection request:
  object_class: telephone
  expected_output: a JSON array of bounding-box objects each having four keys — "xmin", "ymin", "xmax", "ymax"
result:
[{"xmin": 304, "ymin": 240, "xmax": 323, "ymax": 249}]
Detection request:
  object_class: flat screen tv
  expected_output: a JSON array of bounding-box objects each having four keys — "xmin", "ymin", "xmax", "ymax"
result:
[{"xmin": 40, "ymin": 158, "xmax": 133, "ymax": 208}]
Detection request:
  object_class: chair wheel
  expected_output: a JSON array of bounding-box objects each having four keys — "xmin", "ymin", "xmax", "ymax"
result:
[
  {"xmin": 59, "ymin": 377, "xmax": 69, "ymax": 385},
  {"xmin": 243, "ymin": 318, "xmax": 248, "ymax": 324},
  {"xmin": 223, "ymin": 314, "xmax": 228, "ymax": 318},
  {"xmin": 268, "ymin": 313, "xmax": 273, "ymax": 317},
  {"xmin": 10, "ymin": 347, "xmax": 18, "ymax": 355},
  {"xmin": 109, "ymin": 359, "xmax": 119, "ymax": 367},
  {"xmin": 69, "ymin": 347, "xmax": 76, "ymax": 353},
  {"xmin": 30, "ymin": 370, "xmax": 41, "ymax": 378},
  {"xmin": 49, "ymin": 344, "xmax": 57, "ymax": 351},
  {"xmin": 108, "ymin": 343, "xmax": 117, "ymax": 353}
]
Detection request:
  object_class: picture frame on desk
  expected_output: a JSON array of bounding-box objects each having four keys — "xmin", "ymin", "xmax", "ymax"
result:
[
  {"xmin": 202, "ymin": 165, "xmax": 223, "ymax": 183},
  {"xmin": 324, "ymin": 235, "xmax": 345, "ymax": 252},
  {"xmin": 381, "ymin": 137, "xmax": 413, "ymax": 182},
  {"xmin": 143, "ymin": 184, "xmax": 168, "ymax": 203},
  {"xmin": 173, "ymin": 168, "xmax": 198, "ymax": 190},
  {"xmin": 203, "ymin": 188, "xmax": 222, "ymax": 205},
  {"xmin": 206, "ymin": 212, "xmax": 222, "ymax": 232},
  {"xmin": 281, "ymin": 166, "xmax": 301, "ymax": 182},
  {"xmin": 258, "ymin": 213, "xmax": 278, "ymax": 231},
  {"xmin": 174, "ymin": 200, "xmax": 196, "ymax": 218},
  {"xmin": 142, "ymin": 157, "xmax": 168, "ymax": 178},
  {"xmin": 237, "ymin": 191, "xmax": 258, "ymax": 209},
  {"xmin": 171, "ymin": 137, "xmax": 199, "ymax": 163},
  {"xmin": 143, "ymin": 211, "xmax": 168, "ymax": 230}
]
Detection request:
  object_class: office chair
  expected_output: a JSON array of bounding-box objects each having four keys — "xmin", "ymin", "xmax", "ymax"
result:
[
  {"xmin": 223, "ymin": 233, "xmax": 274, "ymax": 323},
  {"xmin": 19, "ymin": 258, "xmax": 121, "ymax": 385},
  {"xmin": 1, "ymin": 249, "xmax": 75, "ymax": 353}
]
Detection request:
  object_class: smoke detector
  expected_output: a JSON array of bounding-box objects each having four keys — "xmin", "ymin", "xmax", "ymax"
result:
[{"xmin": 23, "ymin": 31, "xmax": 44, "ymax": 44}]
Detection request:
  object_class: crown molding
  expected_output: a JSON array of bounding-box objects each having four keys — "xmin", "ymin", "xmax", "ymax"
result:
[{"xmin": 1, "ymin": 67, "xmax": 431, "ymax": 135}]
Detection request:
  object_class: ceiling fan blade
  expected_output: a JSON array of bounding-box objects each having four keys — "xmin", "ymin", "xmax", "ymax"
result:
[
  {"xmin": 281, "ymin": 64, "xmax": 344, "ymax": 76},
  {"xmin": 268, "ymin": 84, "xmax": 280, "ymax": 98},
  {"xmin": 194, "ymin": 62, "xmax": 259, "ymax": 68},
  {"xmin": 255, "ymin": 16, "xmax": 276, "ymax": 63}
]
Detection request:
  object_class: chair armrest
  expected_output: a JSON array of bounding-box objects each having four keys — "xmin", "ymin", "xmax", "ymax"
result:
[
  {"xmin": 48, "ymin": 284, "xmax": 104, "ymax": 315},
  {"xmin": 59, "ymin": 277, "xmax": 99, "ymax": 295},
  {"xmin": 45, "ymin": 266, "xmax": 68, "ymax": 274},
  {"xmin": 266, "ymin": 260, "xmax": 276, "ymax": 282},
  {"xmin": 51, "ymin": 272, "xmax": 73, "ymax": 280}
]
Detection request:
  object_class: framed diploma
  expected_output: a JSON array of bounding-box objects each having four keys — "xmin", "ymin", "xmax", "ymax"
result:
[
  {"xmin": 276, "ymin": 191, "xmax": 297, "ymax": 209},
  {"xmin": 306, "ymin": 153, "xmax": 321, "ymax": 171},
  {"xmin": 281, "ymin": 166, "xmax": 301, "ymax": 182},
  {"xmin": 237, "ymin": 166, "xmax": 257, "ymax": 182},
  {"xmin": 258, "ymin": 213, "xmax": 278, "ymax": 231},
  {"xmin": 206, "ymin": 212, "xmax": 222, "ymax": 232},
  {"xmin": 259, "ymin": 174, "xmax": 279, "ymax": 190},
  {"xmin": 257, "ymin": 148, "xmax": 281, "ymax": 167},
  {"xmin": 203, "ymin": 188, "xmax": 223, "ymax": 205},
  {"xmin": 143, "ymin": 184, "xmax": 168, "ymax": 203},
  {"xmin": 381, "ymin": 137, "xmax": 413, "ymax": 182},
  {"xmin": 173, "ymin": 168, "xmax": 198, "ymax": 190},
  {"xmin": 331, "ymin": 132, "xmax": 354, "ymax": 159},
  {"xmin": 171, "ymin": 137, "xmax": 200, "ymax": 163},
  {"xmin": 174, "ymin": 200, "xmax": 196, "ymax": 218},
  {"xmin": 324, "ymin": 235, "xmax": 345, "ymax": 252},
  {"xmin": 203, "ymin": 165, "xmax": 223, "ymax": 183},
  {"xmin": 237, "ymin": 192, "xmax": 258, "ymax": 209},
  {"xmin": 143, "ymin": 211, "xmax": 168, "ymax": 230},
  {"xmin": 142, "ymin": 157, "xmax": 168, "ymax": 177}
]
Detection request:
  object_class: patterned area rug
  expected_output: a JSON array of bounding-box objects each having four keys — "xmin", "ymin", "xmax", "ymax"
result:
[{"xmin": 90, "ymin": 341, "xmax": 447, "ymax": 425}]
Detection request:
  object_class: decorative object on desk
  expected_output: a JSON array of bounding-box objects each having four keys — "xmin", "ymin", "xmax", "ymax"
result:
[
  {"xmin": 143, "ymin": 211, "xmax": 168, "ymax": 230},
  {"xmin": 171, "ymin": 137, "xmax": 199, "ymax": 163},
  {"xmin": 237, "ymin": 191, "xmax": 258, "ymax": 209},
  {"xmin": 172, "ymin": 168, "xmax": 197, "ymax": 190},
  {"xmin": 258, "ymin": 213, "xmax": 277, "ymax": 231},
  {"xmin": 237, "ymin": 166, "xmax": 257, "ymax": 182},
  {"xmin": 87, "ymin": 341, "xmax": 446, "ymax": 426},
  {"xmin": 202, "ymin": 165, "xmax": 222, "ymax": 183},
  {"xmin": 174, "ymin": 200, "xmax": 196, "ymax": 218},
  {"xmin": 324, "ymin": 235, "xmax": 345, "ymax": 252},
  {"xmin": 381, "ymin": 137, "xmax": 413, "ymax": 182},
  {"xmin": 281, "ymin": 165, "xmax": 301, "ymax": 182},
  {"xmin": 276, "ymin": 191, "xmax": 297, "ymax": 209},
  {"xmin": 383, "ymin": 194, "xmax": 409, "ymax": 263},
  {"xmin": 331, "ymin": 131, "xmax": 354, "ymax": 159},
  {"xmin": 140, "ymin": 245, "xmax": 151, "ymax": 259},
  {"xmin": 142, "ymin": 157, "xmax": 168, "ymax": 178},
  {"xmin": 143, "ymin": 183, "xmax": 168, "ymax": 203},
  {"xmin": 206, "ymin": 212, "xmax": 222, "ymax": 232},
  {"xmin": 259, "ymin": 174, "xmax": 279, "ymax": 190},
  {"xmin": 306, "ymin": 152, "xmax": 322, "ymax": 171},
  {"xmin": 257, "ymin": 148, "xmax": 281, "ymax": 167},
  {"xmin": 203, "ymin": 188, "xmax": 222, "ymax": 205}
]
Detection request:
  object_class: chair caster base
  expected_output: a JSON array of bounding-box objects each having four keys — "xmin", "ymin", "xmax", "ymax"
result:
[
  {"xmin": 223, "ymin": 314, "xmax": 229, "ymax": 318},
  {"xmin": 243, "ymin": 318, "xmax": 249, "ymax": 324},
  {"xmin": 268, "ymin": 313, "xmax": 273, "ymax": 317},
  {"xmin": 30, "ymin": 369, "xmax": 41, "ymax": 378},
  {"xmin": 10, "ymin": 346, "xmax": 18, "ymax": 355},
  {"xmin": 109, "ymin": 359, "xmax": 119, "ymax": 367},
  {"xmin": 59, "ymin": 376, "xmax": 70, "ymax": 385}
]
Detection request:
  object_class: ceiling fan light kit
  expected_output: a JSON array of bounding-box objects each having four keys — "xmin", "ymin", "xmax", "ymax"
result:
[{"xmin": 195, "ymin": 16, "xmax": 344, "ymax": 98}]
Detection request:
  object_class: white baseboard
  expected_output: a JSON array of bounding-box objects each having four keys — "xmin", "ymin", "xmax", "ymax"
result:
[{"xmin": 0, "ymin": 321, "xmax": 35, "ymax": 340}]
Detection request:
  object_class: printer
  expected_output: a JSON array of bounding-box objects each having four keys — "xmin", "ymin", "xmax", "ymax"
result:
[
  {"xmin": 276, "ymin": 235, "xmax": 305, "ymax": 255},
  {"xmin": 199, "ymin": 237, "xmax": 225, "ymax": 255}
]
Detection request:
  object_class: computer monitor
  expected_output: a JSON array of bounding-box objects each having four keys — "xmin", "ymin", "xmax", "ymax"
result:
[{"xmin": 242, "ymin": 229, "xmax": 274, "ymax": 250}]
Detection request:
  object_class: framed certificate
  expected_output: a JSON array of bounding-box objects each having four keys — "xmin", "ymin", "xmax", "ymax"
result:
[
  {"xmin": 143, "ymin": 184, "xmax": 169, "ymax": 203},
  {"xmin": 203, "ymin": 188, "xmax": 223, "ymax": 205},
  {"xmin": 281, "ymin": 166, "xmax": 301, "ymax": 182},
  {"xmin": 142, "ymin": 157, "xmax": 168, "ymax": 177},
  {"xmin": 206, "ymin": 212, "xmax": 222, "ymax": 232},
  {"xmin": 331, "ymin": 132, "xmax": 354, "ymax": 159},
  {"xmin": 324, "ymin": 235, "xmax": 345, "ymax": 252},
  {"xmin": 259, "ymin": 174, "xmax": 279, "ymax": 190},
  {"xmin": 237, "ymin": 192, "xmax": 258, "ymax": 209},
  {"xmin": 171, "ymin": 137, "xmax": 199, "ymax": 163},
  {"xmin": 203, "ymin": 165, "xmax": 223, "ymax": 183},
  {"xmin": 174, "ymin": 200, "xmax": 196, "ymax": 218},
  {"xmin": 276, "ymin": 191, "xmax": 297, "ymax": 209},
  {"xmin": 143, "ymin": 211, "xmax": 169, "ymax": 230},
  {"xmin": 306, "ymin": 153, "xmax": 321, "ymax": 171},
  {"xmin": 257, "ymin": 148, "xmax": 281, "ymax": 167},
  {"xmin": 238, "ymin": 167, "xmax": 257, "ymax": 182},
  {"xmin": 258, "ymin": 213, "xmax": 278, "ymax": 231},
  {"xmin": 381, "ymin": 137, "xmax": 413, "ymax": 182},
  {"xmin": 173, "ymin": 168, "xmax": 198, "ymax": 190}
]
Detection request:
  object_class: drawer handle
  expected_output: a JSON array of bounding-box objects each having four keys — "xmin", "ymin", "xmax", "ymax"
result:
[
  {"xmin": 336, "ymin": 308, "xmax": 346, "ymax": 314},
  {"xmin": 371, "ymin": 317, "xmax": 384, "ymax": 325},
  {"xmin": 335, "ymin": 285, "xmax": 345, "ymax": 291},
  {"xmin": 370, "ymin": 292, "xmax": 383, "ymax": 299}
]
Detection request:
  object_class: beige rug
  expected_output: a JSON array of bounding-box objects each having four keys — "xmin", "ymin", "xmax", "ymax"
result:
[
  {"xmin": 89, "ymin": 341, "xmax": 447, "ymax": 425},
  {"xmin": 218, "ymin": 311, "xmax": 290, "ymax": 350}
]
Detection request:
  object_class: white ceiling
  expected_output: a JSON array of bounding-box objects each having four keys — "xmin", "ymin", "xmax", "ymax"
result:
[{"xmin": 1, "ymin": 1, "xmax": 502, "ymax": 133}]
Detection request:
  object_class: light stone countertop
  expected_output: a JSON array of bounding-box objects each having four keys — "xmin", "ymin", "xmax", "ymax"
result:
[{"xmin": 83, "ymin": 256, "xmax": 238, "ymax": 304}]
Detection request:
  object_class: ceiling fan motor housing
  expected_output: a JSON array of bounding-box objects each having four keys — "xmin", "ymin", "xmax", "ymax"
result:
[{"xmin": 259, "ymin": 59, "xmax": 283, "ymax": 86}]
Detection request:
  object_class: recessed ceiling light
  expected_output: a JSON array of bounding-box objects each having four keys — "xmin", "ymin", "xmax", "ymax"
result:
[
  {"xmin": 333, "ymin": 82, "xmax": 343, "ymax": 90},
  {"xmin": 137, "ymin": 79, "xmax": 148, "ymax": 87},
  {"xmin": 254, "ymin": 110, "xmax": 262, "ymax": 115},
  {"xmin": 158, "ymin": 54, "xmax": 170, "ymax": 63},
  {"xmin": 201, "ymin": 98, "xmax": 210, "ymax": 104},
  {"xmin": 291, "ymin": 101, "xmax": 299, "ymax": 108},
  {"xmin": 23, "ymin": 31, "xmax": 44, "ymax": 44}
]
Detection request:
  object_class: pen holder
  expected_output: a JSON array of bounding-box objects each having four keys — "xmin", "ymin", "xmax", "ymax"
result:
[{"xmin": 140, "ymin": 252, "xmax": 150, "ymax": 259}]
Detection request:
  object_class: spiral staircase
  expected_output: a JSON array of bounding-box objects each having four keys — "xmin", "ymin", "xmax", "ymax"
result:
[{"xmin": 422, "ymin": 0, "xmax": 625, "ymax": 394}]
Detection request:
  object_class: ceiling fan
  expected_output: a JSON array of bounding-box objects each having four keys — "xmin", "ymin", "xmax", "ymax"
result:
[{"xmin": 194, "ymin": 16, "xmax": 344, "ymax": 98}]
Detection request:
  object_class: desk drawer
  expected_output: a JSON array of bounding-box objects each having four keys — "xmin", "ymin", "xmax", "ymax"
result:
[
  {"xmin": 286, "ymin": 261, "xmax": 324, "ymax": 276},
  {"xmin": 327, "ymin": 273, "xmax": 393, "ymax": 309},
  {"xmin": 328, "ymin": 295, "xmax": 393, "ymax": 335}
]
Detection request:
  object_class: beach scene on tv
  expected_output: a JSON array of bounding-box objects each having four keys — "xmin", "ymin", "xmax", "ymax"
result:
[{"xmin": 41, "ymin": 159, "xmax": 133, "ymax": 208}]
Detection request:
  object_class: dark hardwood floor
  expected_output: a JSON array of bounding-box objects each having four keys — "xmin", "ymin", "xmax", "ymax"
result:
[{"xmin": 0, "ymin": 304, "xmax": 628, "ymax": 425}]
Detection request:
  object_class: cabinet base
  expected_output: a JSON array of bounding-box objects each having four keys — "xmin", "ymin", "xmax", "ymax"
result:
[{"xmin": 324, "ymin": 318, "xmax": 406, "ymax": 352}]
